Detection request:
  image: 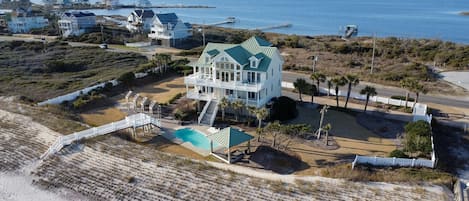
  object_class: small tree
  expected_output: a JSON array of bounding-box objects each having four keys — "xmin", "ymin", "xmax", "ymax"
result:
[
  {"xmin": 310, "ymin": 84, "xmax": 317, "ymax": 104},
  {"xmin": 293, "ymin": 78, "xmax": 309, "ymax": 101},
  {"xmin": 117, "ymin": 72, "xmax": 136, "ymax": 88},
  {"xmin": 231, "ymin": 100, "xmax": 244, "ymax": 122},
  {"xmin": 246, "ymin": 105, "xmax": 257, "ymax": 126},
  {"xmin": 323, "ymin": 123, "xmax": 332, "ymax": 145},
  {"xmin": 254, "ymin": 107, "xmax": 268, "ymax": 130},
  {"xmin": 360, "ymin": 86, "xmax": 377, "ymax": 112},
  {"xmin": 310, "ymin": 72, "xmax": 326, "ymax": 95},
  {"xmin": 219, "ymin": 97, "xmax": 230, "ymax": 121},
  {"xmin": 326, "ymin": 79, "xmax": 332, "ymax": 96},
  {"xmin": 331, "ymin": 76, "xmax": 347, "ymax": 107},
  {"xmin": 344, "ymin": 74, "xmax": 360, "ymax": 109}
]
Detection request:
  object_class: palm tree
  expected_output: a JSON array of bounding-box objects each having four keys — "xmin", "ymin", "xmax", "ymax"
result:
[
  {"xmin": 293, "ymin": 78, "xmax": 309, "ymax": 101},
  {"xmin": 326, "ymin": 79, "xmax": 332, "ymax": 96},
  {"xmin": 344, "ymin": 74, "xmax": 360, "ymax": 109},
  {"xmin": 231, "ymin": 100, "xmax": 244, "ymax": 122},
  {"xmin": 360, "ymin": 86, "xmax": 377, "ymax": 112},
  {"xmin": 246, "ymin": 105, "xmax": 256, "ymax": 126},
  {"xmin": 219, "ymin": 97, "xmax": 229, "ymax": 121},
  {"xmin": 323, "ymin": 123, "xmax": 332, "ymax": 146},
  {"xmin": 254, "ymin": 107, "xmax": 268, "ymax": 130},
  {"xmin": 310, "ymin": 84, "xmax": 317, "ymax": 103},
  {"xmin": 331, "ymin": 76, "xmax": 347, "ymax": 107},
  {"xmin": 310, "ymin": 72, "xmax": 326, "ymax": 94},
  {"xmin": 160, "ymin": 54, "xmax": 171, "ymax": 73}
]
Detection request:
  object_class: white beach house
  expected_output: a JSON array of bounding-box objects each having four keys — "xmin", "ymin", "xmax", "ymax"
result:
[
  {"xmin": 147, "ymin": 13, "xmax": 192, "ymax": 47},
  {"xmin": 126, "ymin": 9, "xmax": 154, "ymax": 33},
  {"xmin": 58, "ymin": 11, "xmax": 96, "ymax": 37},
  {"xmin": 184, "ymin": 36, "xmax": 283, "ymax": 126}
]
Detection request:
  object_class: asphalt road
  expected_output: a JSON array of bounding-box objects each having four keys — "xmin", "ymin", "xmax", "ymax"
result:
[{"xmin": 282, "ymin": 71, "xmax": 469, "ymax": 108}]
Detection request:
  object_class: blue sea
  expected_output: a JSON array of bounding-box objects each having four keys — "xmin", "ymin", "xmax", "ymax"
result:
[{"xmin": 34, "ymin": 0, "xmax": 469, "ymax": 43}]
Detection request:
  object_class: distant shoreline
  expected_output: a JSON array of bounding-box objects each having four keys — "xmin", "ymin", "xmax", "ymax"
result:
[{"xmin": 459, "ymin": 11, "xmax": 469, "ymax": 16}]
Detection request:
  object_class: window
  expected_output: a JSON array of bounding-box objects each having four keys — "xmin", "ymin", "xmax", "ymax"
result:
[
  {"xmin": 251, "ymin": 60, "xmax": 257, "ymax": 68},
  {"xmin": 230, "ymin": 72, "xmax": 234, "ymax": 81},
  {"xmin": 205, "ymin": 56, "xmax": 210, "ymax": 63},
  {"xmin": 257, "ymin": 73, "xmax": 261, "ymax": 83},
  {"xmin": 248, "ymin": 92, "xmax": 255, "ymax": 99},
  {"xmin": 237, "ymin": 65, "xmax": 240, "ymax": 70},
  {"xmin": 225, "ymin": 89, "xmax": 233, "ymax": 95},
  {"xmin": 236, "ymin": 72, "xmax": 240, "ymax": 81},
  {"xmin": 271, "ymin": 68, "xmax": 274, "ymax": 76}
]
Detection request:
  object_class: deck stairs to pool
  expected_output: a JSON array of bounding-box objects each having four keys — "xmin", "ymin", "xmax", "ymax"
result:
[
  {"xmin": 198, "ymin": 99, "xmax": 219, "ymax": 126},
  {"xmin": 40, "ymin": 113, "xmax": 161, "ymax": 159}
]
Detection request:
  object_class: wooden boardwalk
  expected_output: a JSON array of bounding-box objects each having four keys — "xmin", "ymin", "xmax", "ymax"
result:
[{"xmin": 40, "ymin": 113, "xmax": 160, "ymax": 159}]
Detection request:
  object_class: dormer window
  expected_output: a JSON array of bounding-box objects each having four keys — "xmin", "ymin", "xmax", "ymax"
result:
[
  {"xmin": 251, "ymin": 60, "xmax": 257, "ymax": 68},
  {"xmin": 205, "ymin": 55, "xmax": 210, "ymax": 64}
]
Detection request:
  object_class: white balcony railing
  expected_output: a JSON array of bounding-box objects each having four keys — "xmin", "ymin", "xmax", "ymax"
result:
[{"xmin": 184, "ymin": 73, "xmax": 263, "ymax": 92}]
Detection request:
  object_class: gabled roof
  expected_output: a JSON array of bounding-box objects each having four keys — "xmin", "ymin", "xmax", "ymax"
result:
[
  {"xmin": 155, "ymin": 13, "xmax": 179, "ymax": 25},
  {"xmin": 207, "ymin": 127, "xmax": 254, "ymax": 148},
  {"xmin": 134, "ymin": 9, "xmax": 154, "ymax": 18},
  {"xmin": 64, "ymin": 11, "xmax": 95, "ymax": 18},
  {"xmin": 242, "ymin": 36, "xmax": 273, "ymax": 47},
  {"xmin": 224, "ymin": 45, "xmax": 251, "ymax": 65},
  {"xmin": 195, "ymin": 36, "xmax": 279, "ymax": 72}
]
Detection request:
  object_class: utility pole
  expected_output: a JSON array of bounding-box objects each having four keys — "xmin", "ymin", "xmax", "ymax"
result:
[
  {"xmin": 312, "ymin": 55, "xmax": 318, "ymax": 72},
  {"xmin": 100, "ymin": 24, "xmax": 104, "ymax": 43},
  {"xmin": 370, "ymin": 33, "xmax": 376, "ymax": 74}
]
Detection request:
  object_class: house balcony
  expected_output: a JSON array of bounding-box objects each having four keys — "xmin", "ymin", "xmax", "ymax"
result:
[
  {"xmin": 186, "ymin": 89, "xmax": 266, "ymax": 108},
  {"xmin": 184, "ymin": 73, "xmax": 263, "ymax": 92}
]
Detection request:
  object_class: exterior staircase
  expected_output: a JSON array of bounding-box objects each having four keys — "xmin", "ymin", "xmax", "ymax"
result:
[{"xmin": 198, "ymin": 99, "xmax": 219, "ymax": 126}]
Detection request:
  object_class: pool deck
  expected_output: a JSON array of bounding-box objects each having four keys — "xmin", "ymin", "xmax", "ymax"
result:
[{"xmin": 159, "ymin": 119, "xmax": 225, "ymax": 157}]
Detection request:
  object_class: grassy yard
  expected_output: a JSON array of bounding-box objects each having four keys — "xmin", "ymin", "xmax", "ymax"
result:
[{"xmin": 0, "ymin": 40, "xmax": 147, "ymax": 101}]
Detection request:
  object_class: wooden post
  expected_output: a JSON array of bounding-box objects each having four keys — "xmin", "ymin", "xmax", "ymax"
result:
[
  {"xmin": 247, "ymin": 140, "xmax": 250, "ymax": 154},
  {"xmin": 227, "ymin": 147, "xmax": 231, "ymax": 164},
  {"xmin": 210, "ymin": 140, "xmax": 213, "ymax": 153}
]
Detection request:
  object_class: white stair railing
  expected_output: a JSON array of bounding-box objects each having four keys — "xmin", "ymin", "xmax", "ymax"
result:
[{"xmin": 198, "ymin": 99, "xmax": 212, "ymax": 125}]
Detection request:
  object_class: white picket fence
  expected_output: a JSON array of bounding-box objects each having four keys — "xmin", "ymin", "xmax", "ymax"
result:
[
  {"xmin": 281, "ymin": 81, "xmax": 415, "ymax": 108},
  {"xmin": 40, "ymin": 113, "xmax": 161, "ymax": 159},
  {"xmin": 352, "ymin": 106, "xmax": 436, "ymax": 169},
  {"xmin": 38, "ymin": 80, "xmax": 119, "ymax": 106},
  {"xmin": 351, "ymin": 155, "xmax": 435, "ymax": 169}
]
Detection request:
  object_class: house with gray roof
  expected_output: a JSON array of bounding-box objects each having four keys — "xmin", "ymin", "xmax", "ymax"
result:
[
  {"xmin": 184, "ymin": 36, "xmax": 283, "ymax": 126},
  {"xmin": 126, "ymin": 9, "xmax": 154, "ymax": 33},
  {"xmin": 148, "ymin": 12, "xmax": 192, "ymax": 47},
  {"xmin": 58, "ymin": 11, "xmax": 96, "ymax": 37}
]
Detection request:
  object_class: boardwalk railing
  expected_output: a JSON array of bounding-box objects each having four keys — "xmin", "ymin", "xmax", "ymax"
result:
[{"xmin": 40, "ymin": 113, "xmax": 160, "ymax": 159}]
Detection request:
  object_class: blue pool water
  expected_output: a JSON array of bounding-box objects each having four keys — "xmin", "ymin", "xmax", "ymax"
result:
[{"xmin": 174, "ymin": 128, "xmax": 219, "ymax": 150}]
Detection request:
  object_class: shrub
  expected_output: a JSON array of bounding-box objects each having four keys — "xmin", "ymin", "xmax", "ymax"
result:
[
  {"xmin": 389, "ymin": 149, "xmax": 408, "ymax": 158},
  {"xmin": 117, "ymin": 72, "xmax": 136, "ymax": 88},
  {"xmin": 403, "ymin": 120, "xmax": 432, "ymax": 156},
  {"xmin": 45, "ymin": 60, "xmax": 87, "ymax": 73},
  {"xmin": 270, "ymin": 96, "xmax": 298, "ymax": 121}
]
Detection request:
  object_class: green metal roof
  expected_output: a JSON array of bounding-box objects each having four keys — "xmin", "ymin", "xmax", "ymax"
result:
[
  {"xmin": 242, "ymin": 36, "xmax": 273, "ymax": 47},
  {"xmin": 208, "ymin": 127, "xmax": 254, "ymax": 148},
  {"xmin": 194, "ymin": 36, "xmax": 278, "ymax": 72},
  {"xmin": 224, "ymin": 46, "xmax": 251, "ymax": 65},
  {"xmin": 253, "ymin": 52, "xmax": 265, "ymax": 60},
  {"xmin": 207, "ymin": 49, "xmax": 220, "ymax": 57}
]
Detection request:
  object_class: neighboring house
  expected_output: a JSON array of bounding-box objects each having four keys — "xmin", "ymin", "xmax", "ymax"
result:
[
  {"xmin": 184, "ymin": 36, "xmax": 283, "ymax": 126},
  {"xmin": 103, "ymin": 0, "xmax": 119, "ymax": 8},
  {"xmin": 7, "ymin": 8, "xmax": 48, "ymax": 33},
  {"xmin": 58, "ymin": 11, "xmax": 96, "ymax": 37},
  {"xmin": 148, "ymin": 13, "xmax": 192, "ymax": 47},
  {"xmin": 126, "ymin": 9, "xmax": 154, "ymax": 33}
]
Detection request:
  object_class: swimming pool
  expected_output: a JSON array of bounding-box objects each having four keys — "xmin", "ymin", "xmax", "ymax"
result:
[{"xmin": 174, "ymin": 128, "xmax": 219, "ymax": 151}]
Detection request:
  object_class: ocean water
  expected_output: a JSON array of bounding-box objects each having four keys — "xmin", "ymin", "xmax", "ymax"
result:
[{"xmin": 36, "ymin": 0, "xmax": 469, "ymax": 43}]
